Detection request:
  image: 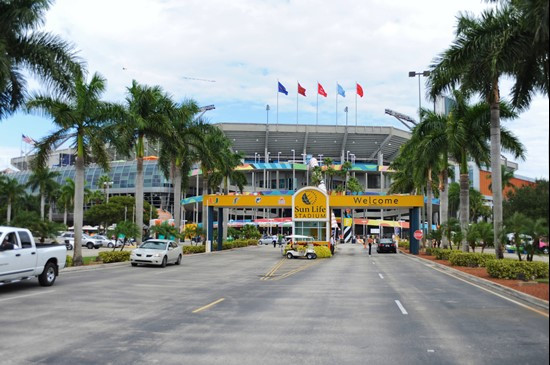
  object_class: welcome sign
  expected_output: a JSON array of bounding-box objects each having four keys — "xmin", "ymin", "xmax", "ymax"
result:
[{"xmin": 292, "ymin": 187, "xmax": 329, "ymax": 221}]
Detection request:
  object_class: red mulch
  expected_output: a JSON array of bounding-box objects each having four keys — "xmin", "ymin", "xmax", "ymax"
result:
[{"xmin": 415, "ymin": 252, "xmax": 549, "ymax": 302}]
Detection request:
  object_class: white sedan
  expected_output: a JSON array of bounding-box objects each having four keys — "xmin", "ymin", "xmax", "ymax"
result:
[{"xmin": 130, "ymin": 240, "xmax": 182, "ymax": 267}]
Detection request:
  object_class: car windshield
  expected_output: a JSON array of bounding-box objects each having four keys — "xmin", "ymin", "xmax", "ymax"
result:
[{"xmin": 140, "ymin": 241, "xmax": 168, "ymax": 250}]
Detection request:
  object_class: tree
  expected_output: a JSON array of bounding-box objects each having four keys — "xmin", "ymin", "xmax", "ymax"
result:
[
  {"xmin": 465, "ymin": 224, "xmax": 480, "ymax": 252},
  {"xmin": 27, "ymin": 167, "xmax": 60, "ymax": 220},
  {"xmin": 241, "ymin": 224, "xmax": 261, "ymax": 239},
  {"xmin": 488, "ymin": 166, "xmax": 516, "ymax": 192},
  {"xmin": 115, "ymin": 80, "xmax": 175, "ymax": 246},
  {"xmin": 441, "ymin": 218, "xmax": 460, "ymax": 250},
  {"xmin": 113, "ymin": 221, "xmax": 140, "ymax": 251},
  {"xmin": 0, "ymin": 0, "xmax": 82, "ymax": 120},
  {"xmin": 505, "ymin": 211, "xmax": 531, "ymax": 261},
  {"xmin": 150, "ymin": 222, "xmax": 178, "ymax": 240},
  {"xmin": 96, "ymin": 175, "xmax": 112, "ymax": 202},
  {"xmin": 26, "ymin": 72, "xmax": 119, "ymax": 266},
  {"xmin": 476, "ymin": 221, "xmax": 494, "ymax": 253},
  {"xmin": 504, "ymin": 179, "xmax": 548, "ymax": 222},
  {"xmin": 323, "ymin": 157, "xmax": 335, "ymax": 191},
  {"xmin": 0, "ymin": 176, "xmax": 26, "ymax": 224},
  {"xmin": 524, "ymin": 218, "xmax": 548, "ymax": 261},
  {"xmin": 428, "ymin": 5, "xmax": 528, "ymax": 259},
  {"xmin": 58, "ymin": 178, "xmax": 75, "ymax": 225},
  {"xmin": 347, "ymin": 177, "xmax": 364, "ymax": 193},
  {"xmin": 158, "ymin": 100, "xmax": 202, "ymax": 241}
]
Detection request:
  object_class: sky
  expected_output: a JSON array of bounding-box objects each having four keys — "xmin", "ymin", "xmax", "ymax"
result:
[{"xmin": 1, "ymin": 0, "xmax": 548, "ymax": 179}]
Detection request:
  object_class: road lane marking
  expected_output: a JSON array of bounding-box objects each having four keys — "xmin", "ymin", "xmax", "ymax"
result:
[
  {"xmin": 272, "ymin": 261, "xmax": 320, "ymax": 281},
  {"xmin": 0, "ymin": 290, "xmax": 55, "ymax": 303},
  {"xmin": 192, "ymin": 298, "xmax": 225, "ymax": 313},
  {"xmin": 261, "ymin": 259, "xmax": 285, "ymax": 280},
  {"xmin": 378, "ymin": 273, "xmax": 384, "ymax": 279},
  {"xmin": 395, "ymin": 300, "xmax": 408, "ymax": 315},
  {"xmin": 430, "ymin": 265, "xmax": 549, "ymax": 318}
]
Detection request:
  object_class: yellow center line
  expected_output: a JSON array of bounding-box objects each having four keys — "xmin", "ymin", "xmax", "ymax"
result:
[
  {"xmin": 192, "ymin": 298, "xmax": 225, "ymax": 313},
  {"xmin": 261, "ymin": 259, "xmax": 286, "ymax": 280},
  {"xmin": 273, "ymin": 261, "xmax": 320, "ymax": 281}
]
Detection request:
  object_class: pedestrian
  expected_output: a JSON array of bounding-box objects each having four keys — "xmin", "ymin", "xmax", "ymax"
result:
[{"xmin": 367, "ymin": 235, "xmax": 373, "ymax": 255}]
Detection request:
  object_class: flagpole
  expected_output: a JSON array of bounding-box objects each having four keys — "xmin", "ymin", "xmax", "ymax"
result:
[
  {"xmin": 316, "ymin": 82, "xmax": 319, "ymax": 126},
  {"xmin": 20, "ymin": 136, "xmax": 23, "ymax": 157},
  {"xmin": 355, "ymin": 81, "xmax": 358, "ymax": 128},
  {"xmin": 335, "ymin": 82, "xmax": 338, "ymax": 126},
  {"xmin": 296, "ymin": 81, "xmax": 299, "ymax": 127},
  {"xmin": 276, "ymin": 80, "xmax": 279, "ymax": 127}
]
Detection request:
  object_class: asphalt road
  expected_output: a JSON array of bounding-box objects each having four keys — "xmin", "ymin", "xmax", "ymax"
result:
[{"xmin": 0, "ymin": 244, "xmax": 548, "ymax": 365}]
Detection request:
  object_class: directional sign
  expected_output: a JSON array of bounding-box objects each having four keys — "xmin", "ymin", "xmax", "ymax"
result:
[{"xmin": 413, "ymin": 230, "xmax": 423, "ymax": 240}]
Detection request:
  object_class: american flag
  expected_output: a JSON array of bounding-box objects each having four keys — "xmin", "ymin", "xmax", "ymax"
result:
[{"xmin": 22, "ymin": 134, "xmax": 36, "ymax": 145}]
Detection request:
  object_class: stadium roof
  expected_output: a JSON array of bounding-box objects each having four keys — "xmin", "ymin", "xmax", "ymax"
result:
[{"xmin": 215, "ymin": 123, "xmax": 411, "ymax": 163}]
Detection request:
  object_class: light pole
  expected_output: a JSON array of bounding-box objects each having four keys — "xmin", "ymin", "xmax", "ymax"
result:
[
  {"xmin": 276, "ymin": 152, "xmax": 281, "ymax": 190},
  {"xmin": 266, "ymin": 104, "xmax": 270, "ymax": 128},
  {"xmin": 103, "ymin": 181, "xmax": 113, "ymax": 202},
  {"xmin": 346, "ymin": 150, "xmax": 350, "ymax": 162},
  {"xmin": 408, "ymin": 71, "xmax": 430, "ymax": 121},
  {"xmin": 277, "ymin": 152, "xmax": 281, "ymax": 163},
  {"xmin": 291, "ymin": 149, "xmax": 295, "ymax": 190},
  {"xmin": 253, "ymin": 153, "xmax": 258, "ymax": 192},
  {"xmin": 266, "ymin": 152, "xmax": 271, "ymax": 189},
  {"xmin": 344, "ymin": 106, "xmax": 349, "ymax": 127},
  {"xmin": 301, "ymin": 153, "xmax": 308, "ymax": 186}
]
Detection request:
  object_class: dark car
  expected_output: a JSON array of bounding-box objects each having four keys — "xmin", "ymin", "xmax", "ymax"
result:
[{"xmin": 377, "ymin": 238, "xmax": 397, "ymax": 253}]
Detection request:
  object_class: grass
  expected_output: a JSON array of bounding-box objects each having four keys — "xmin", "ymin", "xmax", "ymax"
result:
[
  {"xmin": 535, "ymin": 278, "xmax": 549, "ymax": 284},
  {"xmin": 82, "ymin": 256, "xmax": 101, "ymax": 265}
]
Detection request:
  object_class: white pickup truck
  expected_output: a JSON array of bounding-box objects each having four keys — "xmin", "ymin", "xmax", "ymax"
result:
[{"xmin": 0, "ymin": 226, "xmax": 67, "ymax": 286}]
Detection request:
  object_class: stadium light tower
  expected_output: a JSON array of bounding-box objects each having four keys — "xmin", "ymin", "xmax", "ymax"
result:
[{"xmin": 408, "ymin": 71, "xmax": 430, "ymax": 121}]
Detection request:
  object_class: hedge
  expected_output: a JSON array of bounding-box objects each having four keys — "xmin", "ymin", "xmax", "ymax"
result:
[
  {"xmin": 486, "ymin": 259, "xmax": 549, "ymax": 280},
  {"xmin": 183, "ymin": 245, "xmax": 205, "ymax": 254},
  {"xmin": 426, "ymin": 248, "xmax": 453, "ymax": 260},
  {"xmin": 449, "ymin": 252, "xmax": 496, "ymax": 268},
  {"xmin": 399, "ymin": 240, "xmax": 410, "ymax": 250},
  {"xmin": 98, "ymin": 251, "xmax": 131, "ymax": 263},
  {"xmin": 66, "ymin": 255, "xmax": 73, "ymax": 267},
  {"xmin": 314, "ymin": 246, "xmax": 332, "ymax": 258}
]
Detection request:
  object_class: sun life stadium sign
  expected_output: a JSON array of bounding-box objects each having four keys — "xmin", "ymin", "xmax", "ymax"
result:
[{"xmin": 292, "ymin": 187, "xmax": 329, "ymax": 221}]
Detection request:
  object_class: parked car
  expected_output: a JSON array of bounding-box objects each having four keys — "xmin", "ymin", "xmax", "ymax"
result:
[
  {"xmin": 1, "ymin": 226, "xmax": 67, "ymax": 286},
  {"xmin": 258, "ymin": 234, "xmax": 278, "ymax": 245},
  {"xmin": 55, "ymin": 232, "xmax": 104, "ymax": 249},
  {"xmin": 377, "ymin": 238, "xmax": 397, "ymax": 253},
  {"xmin": 130, "ymin": 239, "xmax": 182, "ymax": 267},
  {"xmin": 93, "ymin": 235, "xmax": 123, "ymax": 248}
]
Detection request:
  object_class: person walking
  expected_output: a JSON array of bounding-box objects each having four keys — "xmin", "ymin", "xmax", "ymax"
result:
[{"xmin": 367, "ymin": 235, "xmax": 373, "ymax": 255}]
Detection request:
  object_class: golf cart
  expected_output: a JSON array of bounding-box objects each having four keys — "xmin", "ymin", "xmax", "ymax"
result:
[{"xmin": 282, "ymin": 235, "xmax": 317, "ymax": 259}]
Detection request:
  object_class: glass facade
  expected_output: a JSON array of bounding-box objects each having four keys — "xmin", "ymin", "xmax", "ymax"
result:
[{"xmin": 294, "ymin": 221, "xmax": 326, "ymax": 241}]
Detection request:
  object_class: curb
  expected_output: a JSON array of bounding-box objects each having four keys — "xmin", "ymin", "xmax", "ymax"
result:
[
  {"xmin": 401, "ymin": 251, "xmax": 549, "ymax": 311},
  {"xmin": 61, "ymin": 261, "xmax": 129, "ymax": 273}
]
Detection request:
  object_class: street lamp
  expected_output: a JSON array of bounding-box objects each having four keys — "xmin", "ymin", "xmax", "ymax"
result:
[
  {"xmin": 408, "ymin": 70, "xmax": 430, "ymax": 121},
  {"xmin": 344, "ymin": 106, "xmax": 349, "ymax": 127},
  {"xmin": 291, "ymin": 149, "xmax": 295, "ymax": 190},
  {"xmin": 103, "ymin": 181, "xmax": 113, "ymax": 202},
  {"xmin": 346, "ymin": 150, "xmax": 350, "ymax": 162},
  {"xmin": 266, "ymin": 104, "xmax": 270, "ymax": 128}
]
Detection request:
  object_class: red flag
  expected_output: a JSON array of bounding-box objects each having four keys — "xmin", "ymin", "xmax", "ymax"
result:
[
  {"xmin": 356, "ymin": 83, "xmax": 364, "ymax": 97},
  {"xmin": 298, "ymin": 83, "xmax": 306, "ymax": 96},
  {"xmin": 318, "ymin": 83, "xmax": 327, "ymax": 97}
]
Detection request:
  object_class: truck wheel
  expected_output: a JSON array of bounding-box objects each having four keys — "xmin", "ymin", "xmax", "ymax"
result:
[
  {"xmin": 38, "ymin": 262, "xmax": 57, "ymax": 286},
  {"xmin": 160, "ymin": 256, "xmax": 167, "ymax": 268},
  {"xmin": 286, "ymin": 252, "xmax": 293, "ymax": 259},
  {"xmin": 86, "ymin": 242, "xmax": 94, "ymax": 249}
]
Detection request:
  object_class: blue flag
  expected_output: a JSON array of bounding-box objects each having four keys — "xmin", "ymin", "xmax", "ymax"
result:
[
  {"xmin": 337, "ymin": 84, "xmax": 346, "ymax": 97},
  {"xmin": 278, "ymin": 82, "xmax": 288, "ymax": 95}
]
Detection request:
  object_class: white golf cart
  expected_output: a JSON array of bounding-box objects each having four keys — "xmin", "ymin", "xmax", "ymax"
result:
[{"xmin": 282, "ymin": 235, "xmax": 317, "ymax": 259}]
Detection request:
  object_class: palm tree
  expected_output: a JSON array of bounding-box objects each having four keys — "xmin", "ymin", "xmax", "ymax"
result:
[
  {"xmin": 26, "ymin": 168, "xmax": 60, "ymax": 220},
  {"xmin": 59, "ymin": 178, "xmax": 75, "ymax": 226},
  {"xmin": 340, "ymin": 161, "xmax": 352, "ymax": 192},
  {"xmin": 158, "ymin": 100, "xmax": 203, "ymax": 239},
  {"xmin": 488, "ymin": 167, "xmax": 515, "ymax": 192},
  {"xmin": 96, "ymin": 174, "xmax": 112, "ymax": 202},
  {"xmin": 0, "ymin": 176, "xmax": 26, "ymax": 224},
  {"xmin": 0, "ymin": 0, "xmax": 82, "ymax": 120},
  {"xmin": 26, "ymin": 72, "xmax": 118, "ymax": 266},
  {"xmin": 115, "ymin": 80, "xmax": 176, "ymax": 245},
  {"xmin": 323, "ymin": 157, "xmax": 335, "ymax": 191}
]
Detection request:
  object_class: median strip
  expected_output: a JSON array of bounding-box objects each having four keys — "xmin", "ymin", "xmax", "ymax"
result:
[{"xmin": 192, "ymin": 298, "xmax": 225, "ymax": 313}]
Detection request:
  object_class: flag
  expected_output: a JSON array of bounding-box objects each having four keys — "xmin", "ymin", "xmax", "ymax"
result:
[
  {"xmin": 356, "ymin": 83, "xmax": 364, "ymax": 97},
  {"xmin": 298, "ymin": 83, "xmax": 306, "ymax": 97},
  {"xmin": 278, "ymin": 81, "xmax": 288, "ymax": 95},
  {"xmin": 337, "ymin": 84, "xmax": 346, "ymax": 97},
  {"xmin": 22, "ymin": 134, "xmax": 35, "ymax": 145},
  {"xmin": 318, "ymin": 83, "xmax": 327, "ymax": 97}
]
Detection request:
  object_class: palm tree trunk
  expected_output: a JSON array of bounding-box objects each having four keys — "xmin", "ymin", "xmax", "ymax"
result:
[
  {"xmin": 459, "ymin": 173, "xmax": 469, "ymax": 252},
  {"xmin": 73, "ymin": 137, "xmax": 85, "ymax": 266},
  {"xmin": 48, "ymin": 199, "xmax": 53, "ymax": 221},
  {"xmin": 136, "ymin": 156, "xmax": 144, "ymax": 245},
  {"xmin": 7, "ymin": 198, "xmax": 11, "ymax": 224},
  {"xmin": 40, "ymin": 192, "xmax": 46, "ymax": 220},
  {"xmin": 426, "ymin": 173, "xmax": 433, "ymax": 235},
  {"xmin": 64, "ymin": 205, "xmax": 68, "ymax": 226},
  {"xmin": 173, "ymin": 164, "xmax": 182, "ymax": 243},
  {"xmin": 440, "ymin": 170, "xmax": 449, "ymax": 248},
  {"xmin": 490, "ymin": 87, "xmax": 504, "ymax": 259}
]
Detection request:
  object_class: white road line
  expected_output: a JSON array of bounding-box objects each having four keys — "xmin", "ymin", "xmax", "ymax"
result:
[
  {"xmin": 0, "ymin": 290, "xmax": 55, "ymax": 303},
  {"xmin": 395, "ymin": 300, "xmax": 408, "ymax": 315},
  {"xmin": 192, "ymin": 298, "xmax": 225, "ymax": 313},
  {"xmin": 378, "ymin": 273, "xmax": 384, "ymax": 279}
]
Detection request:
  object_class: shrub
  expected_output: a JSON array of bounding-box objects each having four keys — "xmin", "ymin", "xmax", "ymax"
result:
[
  {"xmin": 183, "ymin": 245, "xmax": 205, "ymax": 254},
  {"xmin": 399, "ymin": 240, "xmax": 410, "ymax": 250},
  {"xmin": 486, "ymin": 259, "xmax": 549, "ymax": 280},
  {"xmin": 66, "ymin": 255, "xmax": 73, "ymax": 267},
  {"xmin": 449, "ymin": 252, "xmax": 496, "ymax": 267},
  {"xmin": 432, "ymin": 248, "xmax": 453, "ymax": 260},
  {"xmin": 246, "ymin": 239, "xmax": 258, "ymax": 246},
  {"xmin": 425, "ymin": 247, "xmax": 435, "ymax": 256},
  {"xmin": 98, "ymin": 251, "xmax": 131, "ymax": 263},
  {"xmin": 314, "ymin": 246, "xmax": 332, "ymax": 258}
]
